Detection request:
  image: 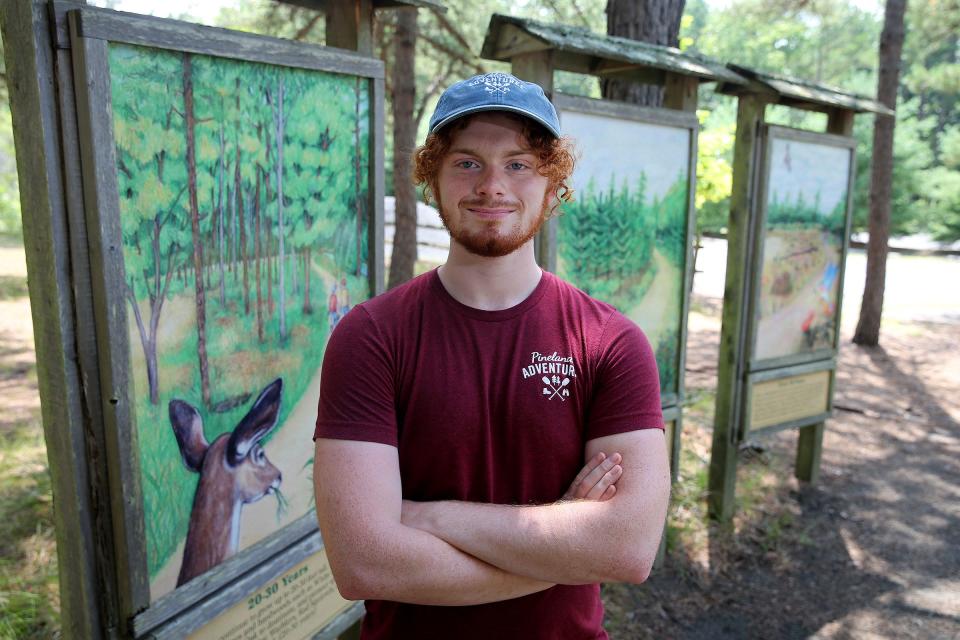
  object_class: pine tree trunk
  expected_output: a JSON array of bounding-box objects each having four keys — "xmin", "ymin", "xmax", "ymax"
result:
[
  {"xmin": 182, "ymin": 54, "xmax": 211, "ymax": 407},
  {"xmin": 388, "ymin": 7, "xmax": 419, "ymax": 289},
  {"xmin": 853, "ymin": 0, "xmax": 907, "ymax": 346},
  {"xmin": 601, "ymin": 0, "xmax": 685, "ymax": 107}
]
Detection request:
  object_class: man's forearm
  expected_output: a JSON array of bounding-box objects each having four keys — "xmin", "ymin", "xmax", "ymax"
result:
[
  {"xmin": 402, "ymin": 430, "xmax": 671, "ymax": 587},
  {"xmin": 403, "ymin": 498, "xmax": 654, "ymax": 585},
  {"xmin": 329, "ymin": 518, "xmax": 554, "ymax": 606}
]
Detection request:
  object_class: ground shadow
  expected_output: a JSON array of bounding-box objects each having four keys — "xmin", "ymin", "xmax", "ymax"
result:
[{"xmin": 602, "ymin": 308, "xmax": 960, "ymax": 639}]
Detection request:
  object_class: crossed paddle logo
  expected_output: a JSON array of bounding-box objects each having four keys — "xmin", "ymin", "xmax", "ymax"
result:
[{"xmin": 542, "ymin": 375, "xmax": 571, "ymax": 401}]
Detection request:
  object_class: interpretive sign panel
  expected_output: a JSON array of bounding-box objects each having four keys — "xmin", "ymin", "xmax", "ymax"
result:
[
  {"xmin": 749, "ymin": 126, "xmax": 854, "ymax": 369},
  {"xmin": 64, "ymin": 5, "xmax": 383, "ymax": 636},
  {"xmin": 104, "ymin": 40, "xmax": 372, "ymax": 602},
  {"xmin": 554, "ymin": 95, "xmax": 696, "ymax": 404}
]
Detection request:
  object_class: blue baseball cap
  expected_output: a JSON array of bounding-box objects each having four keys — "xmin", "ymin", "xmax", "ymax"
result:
[{"xmin": 428, "ymin": 72, "xmax": 560, "ymax": 138}]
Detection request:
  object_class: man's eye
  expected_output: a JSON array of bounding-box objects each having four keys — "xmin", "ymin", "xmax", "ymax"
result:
[
  {"xmin": 508, "ymin": 162, "xmax": 529, "ymax": 171},
  {"xmin": 455, "ymin": 160, "xmax": 478, "ymax": 169}
]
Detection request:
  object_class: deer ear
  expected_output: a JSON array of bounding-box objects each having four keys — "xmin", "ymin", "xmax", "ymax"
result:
[
  {"xmin": 227, "ymin": 378, "xmax": 283, "ymax": 467},
  {"xmin": 169, "ymin": 399, "xmax": 209, "ymax": 472}
]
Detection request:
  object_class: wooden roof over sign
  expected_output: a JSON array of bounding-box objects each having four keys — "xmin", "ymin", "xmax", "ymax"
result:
[
  {"xmin": 481, "ymin": 13, "xmax": 745, "ymax": 85},
  {"xmin": 717, "ymin": 64, "xmax": 893, "ymax": 115}
]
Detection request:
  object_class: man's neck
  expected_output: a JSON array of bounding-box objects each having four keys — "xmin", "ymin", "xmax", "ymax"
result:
[{"xmin": 437, "ymin": 241, "xmax": 542, "ymax": 311}]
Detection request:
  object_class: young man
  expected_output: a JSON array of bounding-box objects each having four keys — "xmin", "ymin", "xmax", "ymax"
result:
[{"xmin": 313, "ymin": 72, "xmax": 670, "ymax": 639}]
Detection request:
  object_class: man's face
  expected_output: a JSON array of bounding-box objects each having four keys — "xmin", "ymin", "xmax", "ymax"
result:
[{"xmin": 434, "ymin": 113, "xmax": 552, "ymax": 258}]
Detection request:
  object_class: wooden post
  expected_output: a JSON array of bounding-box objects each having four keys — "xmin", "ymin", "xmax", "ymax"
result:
[
  {"xmin": 511, "ymin": 51, "xmax": 557, "ymax": 272},
  {"xmin": 795, "ymin": 422, "xmax": 824, "ymax": 483},
  {"xmin": 0, "ymin": 0, "xmax": 113, "ymax": 637},
  {"xmin": 662, "ymin": 73, "xmax": 699, "ymax": 113},
  {"xmin": 708, "ymin": 94, "xmax": 767, "ymax": 522},
  {"xmin": 826, "ymin": 108, "xmax": 855, "ymax": 136},
  {"xmin": 794, "ymin": 106, "xmax": 854, "ymax": 485},
  {"xmin": 325, "ymin": 0, "xmax": 374, "ymax": 55}
]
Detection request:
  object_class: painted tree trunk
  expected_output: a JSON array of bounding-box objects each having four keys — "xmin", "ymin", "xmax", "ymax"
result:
[
  {"xmin": 218, "ymin": 123, "xmax": 227, "ymax": 306},
  {"xmin": 388, "ymin": 7, "xmax": 418, "ymax": 289},
  {"xmin": 354, "ymin": 76, "xmax": 363, "ymax": 277},
  {"xmin": 602, "ymin": 0, "xmax": 685, "ymax": 107},
  {"xmin": 303, "ymin": 246, "xmax": 312, "ymax": 314},
  {"xmin": 854, "ymin": 0, "xmax": 908, "ymax": 346},
  {"xmin": 182, "ymin": 53, "xmax": 211, "ymax": 407},
  {"xmin": 275, "ymin": 76, "xmax": 287, "ymax": 340},
  {"xmin": 255, "ymin": 168, "xmax": 264, "ymax": 344},
  {"xmin": 236, "ymin": 92, "xmax": 249, "ymax": 314}
]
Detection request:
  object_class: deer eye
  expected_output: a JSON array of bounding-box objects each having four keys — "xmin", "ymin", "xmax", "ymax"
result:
[{"xmin": 252, "ymin": 445, "xmax": 265, "ymax": 464}]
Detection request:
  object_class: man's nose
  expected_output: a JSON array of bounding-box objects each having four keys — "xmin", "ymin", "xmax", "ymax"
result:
[{"xmin": 474, "ymin": 166, "xmax": 506, "ymax": 197}]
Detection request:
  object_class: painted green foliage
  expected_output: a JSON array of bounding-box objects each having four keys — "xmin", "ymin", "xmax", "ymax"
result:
[
  {"xmin": 555, "ymin": 109, "xmax": 690, "ymax": 399},
  {"xmin": 108, "ymin": 43, "xmax": 370, "ymax": 586},
  {"xmin": 559, "ymin": 173, "xmax": 688, "ymax": 395}
]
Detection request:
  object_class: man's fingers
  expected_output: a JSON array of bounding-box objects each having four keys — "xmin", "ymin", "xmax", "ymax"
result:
[
  {"xmin": 584, "ymin": 463, "xmax": 622, "ymax": 500},
  {"xmin": 571, "ymin": 452, "xmax": 605, "ymax": 488},
  {"xmin": 576, "ymin": 452, "xmax": 622, "ymax": 498},
  {"xmin": 563, "ymin": 452, "xmax": 606, "ymax": 499},
  {"xmin": 599, "ymin": 484, "xmax": 616, "ymax": 501}
]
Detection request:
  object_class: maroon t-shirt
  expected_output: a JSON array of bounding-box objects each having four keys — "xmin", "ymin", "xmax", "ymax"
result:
[{"xmin": 315, "ymin": 269, "xmax": 662, "ymax": 640}]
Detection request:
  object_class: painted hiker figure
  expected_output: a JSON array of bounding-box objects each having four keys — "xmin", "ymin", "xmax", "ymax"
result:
[{"xmin": 313, "ymin": 72, "xmax": 670, "ymax": 639}]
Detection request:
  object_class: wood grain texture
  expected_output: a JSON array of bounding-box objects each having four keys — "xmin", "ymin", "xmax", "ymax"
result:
[
  {"xmin": 69, "ymin": 19, "xmax": 152, "ymax": 619},
  {"xmin": 0, "ymin": 0, "xmax": 105, "ymax": 636},
  {"xmin": 134, "ymin": 516, "xmax": 321, "ymax": 636},
  {"xmin": 69, "ymin": 6, "xmax": 383, "ymax": 79},
  {"xmin": 708, "ymin": 95, "xmax": 767, "ymax": 522}
]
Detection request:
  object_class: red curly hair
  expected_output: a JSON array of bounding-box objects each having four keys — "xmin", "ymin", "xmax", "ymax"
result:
[{"xmin": 412, "ymin": 113, "xmax": 576, "ymax": 217}]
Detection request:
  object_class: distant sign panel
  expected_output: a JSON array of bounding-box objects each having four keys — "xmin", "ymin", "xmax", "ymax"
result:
[{"xmin": 750, "ymin": 129, "xmax": 854, "ymax": 368}]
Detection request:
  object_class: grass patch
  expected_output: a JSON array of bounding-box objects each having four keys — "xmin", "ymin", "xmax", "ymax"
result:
[
  {"xmin": 662, "ymin": 393, "xmax": 813, "ymax": 579},
  {"xmin": 0, "ymin": 417, "xmax": 59, "ymax": 639},
  {"xmin": 0, "ymin": 275, "xmax": 29, "ymax": 302},
  {"xmin": 0, "ymin": 233, "xmax": 24, "ymax": 249}
]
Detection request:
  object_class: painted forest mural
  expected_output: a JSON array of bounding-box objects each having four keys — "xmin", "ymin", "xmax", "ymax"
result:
[
  {"xmin": 557, "ymin": 109, "xmax": 691, "ymax": 397},
  {"xmin": 753, "ymin": 137, "xmax": 851, "ymax": 362},
  {"xmin": 107, "ymin": 43, "xmax": 371, "ymax": 601}
]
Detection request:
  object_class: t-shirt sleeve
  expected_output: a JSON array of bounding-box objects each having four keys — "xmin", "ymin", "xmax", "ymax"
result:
[
  {"xmin": 314, "ymin": 306, "xmax": 399, "ymax": 447},
  {"xmin": 585, "ymin": 312, "xmax": 664, "ymax": 441}
]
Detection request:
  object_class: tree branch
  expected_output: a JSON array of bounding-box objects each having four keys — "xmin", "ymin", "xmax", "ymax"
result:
[
  {"xmin": 420, "ymin": 32, "xmax": 486, "ymax": 75},
  {"xmin": 427, "ymin": 7, "xmax": 477, "ymax": 57},
  {"xmin": 294, "ymin": 13, "xmax": 322, "ymax": 41},
  {"xmin": 415, "ymin": 60, "xmax": 456, "ymax": 128}
]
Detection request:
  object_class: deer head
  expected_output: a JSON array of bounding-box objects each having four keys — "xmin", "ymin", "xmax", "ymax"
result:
[{"xmin": 169, "ymin": 378, "xmax": 284, "ymax": 587}]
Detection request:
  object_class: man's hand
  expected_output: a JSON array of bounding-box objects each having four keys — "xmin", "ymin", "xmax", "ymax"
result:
[{"xmin": 562, "ymin": 452, "xmax": 623, "ymax": 501}]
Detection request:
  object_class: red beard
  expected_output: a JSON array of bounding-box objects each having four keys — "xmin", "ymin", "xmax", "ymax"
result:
[{"xmin": 438, "ymin": 196, "xmax": 550, "ymax": 258}]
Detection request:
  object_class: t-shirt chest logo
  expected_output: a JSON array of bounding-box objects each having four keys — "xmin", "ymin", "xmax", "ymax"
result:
[{"xmin": 520, "ymin": 351, "xmax": 578, "ymax": 402}]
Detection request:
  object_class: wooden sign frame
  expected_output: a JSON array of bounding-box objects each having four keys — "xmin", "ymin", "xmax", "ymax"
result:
[
  {"xmin": 745, "ymin": 125, "xmax": 856, "ymax": 373},
  {"xmin": 34, "ymin": 4, "xmax": 383, "ymax": 637},
  {"xmin": 551, "ymin": 93, "xmax": 698, "ymax": 410}
]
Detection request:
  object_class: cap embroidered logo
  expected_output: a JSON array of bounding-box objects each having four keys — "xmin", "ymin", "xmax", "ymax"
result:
[{"xmin": 468, "ymin": 72, "xmax": 523, "ymax": 97}]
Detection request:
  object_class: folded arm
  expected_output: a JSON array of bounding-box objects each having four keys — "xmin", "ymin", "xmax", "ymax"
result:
[
  {"xmin": 314, "ymin": 438, "xmax": 552, "ymax": 605},
  {"xmin": 401, "ymin": 428, "xmax": 670, "ymax": 586}
]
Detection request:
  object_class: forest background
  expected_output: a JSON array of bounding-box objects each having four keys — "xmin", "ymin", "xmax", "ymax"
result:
[{"xmin": 0, "ymin": 0, "xmax": 958, "ymax": 247}]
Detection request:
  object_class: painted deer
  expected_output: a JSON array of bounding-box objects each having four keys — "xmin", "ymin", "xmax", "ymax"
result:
[{"xmin": 169, "ymin": 378, "xmax": 284, "ymax": 587}]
